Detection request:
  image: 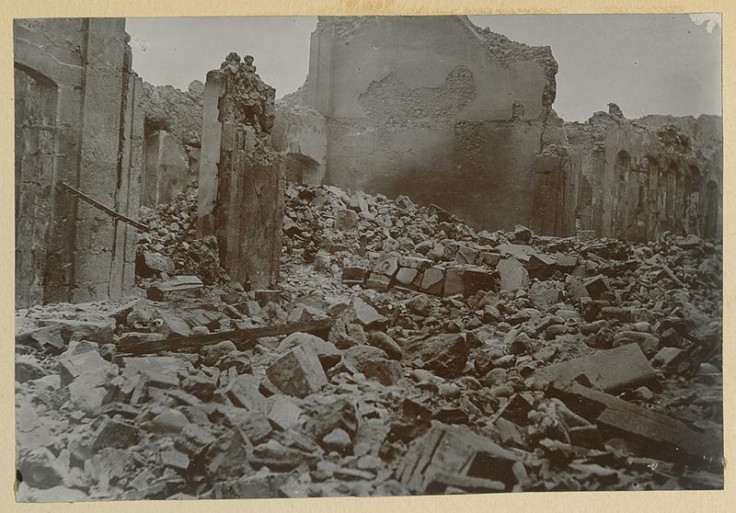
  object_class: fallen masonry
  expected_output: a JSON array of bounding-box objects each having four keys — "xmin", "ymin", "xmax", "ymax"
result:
[{"xmin": 14, "ymin": 182, "xmax": 723, "ymax": 500}]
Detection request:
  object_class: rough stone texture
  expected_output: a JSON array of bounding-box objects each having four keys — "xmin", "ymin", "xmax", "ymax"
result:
[
  {"xmin": 14, "ymin": 18, "xmax": 143, "ymax": 307},
  {"xmin": 281, "ymin": 16, "xmax": 558, "ymax": 232},
  {"xmin": 266, "ymin": 345, "xmax": 328, "ymax": 398},
  {"xmin": 275, "ymin": 17, "xmax": 721, "ymax": 242},
  {"xmin": 565, "ymin": 113, "xmax": 722, "ymax": 241},
  {"xmin": 404, "ymin": 333, "xmax": 469, "ymax": 379},
  {"xmin": 197, "ymin": 53, "xmax": 285, "ymax": 288},
  {"xmin": 139, "ymin": 82, "xmax": 204, "ymax": 206},
  {"xmin": 272, "ymin": 86, "xmax": 327, "ymax": 185}
]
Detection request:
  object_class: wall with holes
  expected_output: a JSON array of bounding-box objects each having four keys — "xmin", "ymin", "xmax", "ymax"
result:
[{"xmin": 14, "ymin": 18, "xmax": 144, "ymax": 307}]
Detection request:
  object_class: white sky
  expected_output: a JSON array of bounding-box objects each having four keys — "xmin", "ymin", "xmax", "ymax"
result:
[{"xmin": 126, "ymin": 14, "xmax": 721, "ymax": 122}]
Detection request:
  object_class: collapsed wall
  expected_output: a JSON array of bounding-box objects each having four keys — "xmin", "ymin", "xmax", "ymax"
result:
[
  {"xmin": 14, "ymin": 18, "xmax": 144, "ymax": 308},
  {"xmin": 566, "ymin": 111, "xmax": 722, "ymax": 241},
  {"xmin": 283, "ymin": 16, "xmax": 560, "ymax": 231},
  {"xmin": 139, "ymin": 81, "xmax": 204, "ymax": 207},
  {"xmin": 197, "ymin": 53, "xmax": 285, "ymax": 289},
  {"xmin": 276, "ymin": 16, "xmax": 722, "ymax": 242}
]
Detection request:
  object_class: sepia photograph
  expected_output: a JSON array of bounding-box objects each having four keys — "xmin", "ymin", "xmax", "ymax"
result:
[{"xmin": 12, "ymin": 11, "xmax": 723, "ymax": 502}]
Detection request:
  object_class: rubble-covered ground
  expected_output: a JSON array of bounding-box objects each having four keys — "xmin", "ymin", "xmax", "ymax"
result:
[{"xmin": 15, "ymin": 184, "xmax": 723, "ymax": 501}]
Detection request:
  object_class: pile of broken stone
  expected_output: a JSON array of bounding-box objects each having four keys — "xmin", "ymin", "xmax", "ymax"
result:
[
  {"xmin": 136, "ymin": 186, "xmax": 223, "ymax": 286},
  {"xmin": 15, "ymin": 183, "xmax": 723, "ymax": 501}
]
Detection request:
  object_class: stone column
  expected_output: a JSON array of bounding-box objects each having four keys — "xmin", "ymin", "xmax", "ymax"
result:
[{"xmin": 198, "ymin": 53, "xmax": 284, "ymax": 289}]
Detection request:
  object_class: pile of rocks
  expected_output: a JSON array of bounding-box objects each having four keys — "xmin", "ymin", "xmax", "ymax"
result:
[
  {"xmin": 136, "ymin": 186, "xmax": 223, "ymax": 285},
  {"xmin": 15, "ymin": 184, "xmax": 723, "ymax": 500}
]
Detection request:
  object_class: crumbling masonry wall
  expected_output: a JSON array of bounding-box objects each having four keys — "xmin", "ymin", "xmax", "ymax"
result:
[
  {"xmin": 298, "ymin": 16, "xmax": 559, "ymax": 231},
  {"xmin": 198, "ymin": 53, "xmax": 285, "ymax": 289},
  {"xmin": 140, "ymin": 82, "xmax": 204, "ymax": 207},
  {"xmin": 566, "ymin": 113, "xmax": 722, "ymax": 241},
  {"xmin": 14, "ymin": 18, "xmax": 144, "ymax": 308},
  {"xmin": 276, "ymin": 16, "xmax": 722, "ymax": 241}
]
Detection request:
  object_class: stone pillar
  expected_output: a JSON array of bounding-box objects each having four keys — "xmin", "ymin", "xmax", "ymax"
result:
[{"xmin": 198, "ymin": 53, "xmax": 284, "ymax": 289}]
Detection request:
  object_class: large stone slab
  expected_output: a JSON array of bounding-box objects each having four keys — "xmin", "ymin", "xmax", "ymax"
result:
[{"xmin": 534, "ymin": 343, "xmax": 656, "ymax": 393}]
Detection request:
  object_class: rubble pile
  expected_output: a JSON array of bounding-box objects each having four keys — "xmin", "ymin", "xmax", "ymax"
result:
[
  {"xmin": 136, "ymin": 186, "xmax": 223, "ymax": 286},
  {"xmin": 15, "ymin": 185, "xmax": 723, "ymax": 501}
]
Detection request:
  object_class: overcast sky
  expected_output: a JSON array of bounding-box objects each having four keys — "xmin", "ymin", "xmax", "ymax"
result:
[{"xmin": 126, "ymin": 14, "xmax": 721, "ymax": 122}]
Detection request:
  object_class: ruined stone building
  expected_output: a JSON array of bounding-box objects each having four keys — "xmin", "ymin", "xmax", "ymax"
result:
[
  {"xmin": 14, "ymin": 16, "xmax": 722, "ymax": 308},
  {"xmin": 274, "ymin": 16, "xmax": 562, "ymax": 232},
  {"xmin": 14, "ymin": 19, "xmax": 144, "ymax": 308},
  {"xmin": 275, "ymin": 16, "xmax": 722, "ymax": 241}
]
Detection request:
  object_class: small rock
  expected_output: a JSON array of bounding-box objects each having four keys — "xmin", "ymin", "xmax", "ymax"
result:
[{"xmin": 322, "ymin": 428, "xmax": 352, "ymax": 454}]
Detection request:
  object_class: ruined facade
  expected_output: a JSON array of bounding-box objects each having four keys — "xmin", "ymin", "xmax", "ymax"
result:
[
  {"xmin": 14, "ymin": 19, "xmax": 144, "ymax": 308},
  {"xmin": 277, "ymin": 16, "xmax": 722, "ymax": 241},
  {"xmin": 565, "ymin": 113, "xmax": 722, "ymax": 241},
  {"xmin": 198, "ymin": 53, "xmax": 285, "ymax": 289},
  {"xmin": 278, "ymin": 16, "xmax": 560, "ymax": 231}
]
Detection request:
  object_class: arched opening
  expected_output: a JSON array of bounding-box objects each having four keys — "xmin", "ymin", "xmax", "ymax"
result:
[{"xmin": 616, "ymin": 150, "xmax": 631, "ymax": 180}]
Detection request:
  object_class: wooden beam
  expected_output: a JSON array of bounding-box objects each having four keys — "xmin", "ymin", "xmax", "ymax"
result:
[
  {"xmin": 61, "ymin": 181, "xmax": 150, "ymax": 231},
  {"xmin": 116, "ymin": 317, "xmax": 335, "ymax": 355}
]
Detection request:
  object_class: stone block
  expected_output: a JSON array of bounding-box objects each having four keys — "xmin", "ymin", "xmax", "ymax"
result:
[
  {"xmin": 15, "ymin": 355, "xmax": 47, "ymax": 383},
  {"xmin": 443, "ymin": 268, "xmax": 465, "ymax": 296},
  {"xmin": 58, "ymin": 349, "xmax": 115, "ymax": 387},
  {"xmin": 344, "ymin": 345, "xmax": 403, "ymax": 386},
  {"xmin": 373, "ymin": 253, "xmax": 399, "ymax": 277},
  {"xmin": 534, "ymin": 343, "xmax": 656, "ymax": 393},
  {"xmin": 551, "ymin": 382, "xmax": 722, "ymax": 466},
  {"xmin": 227, "ymin": 375, "xmax": 268, "ymax": 412},
  {"xmin": 352, "ymin": 298, "xmax": 388, "ymax": 329},
  {"xmin": 121, "ymin": 356, "xmax": 190, "ymax": 388},
  {"xmin": 497, "ymin": 258, "xmax": 529, "ymax": 292},
  {"xmin": 40, "ymin": 318, "xmax": 115, "ymax": 345},
  {"xmin": 342, "ymin": 266, "xmax": 367, "ymax": 286},
  {"xmin": 478, "ymin": 251, "xmax": 502, "ymax": 267},
  {"xmin": 266, "ymin": 345, "xmax": 328, "ymax": 398},
  {"xmin": 395, "ymin": 267, "xmax": 419, "ymax": 287},
  {"xmin": 396, "ymin": 422, "xmax": 519, "ymax": 493},
  {"xmin": 161, "ymin": 447, "xmax": 190, "ymax": 471},
  {"xmin": 147, "ymin": 275, "xmax": 203, "ymax": 301},
  {"xmin": 461, "ymin": 266, "xmax": 498, "ymax": 295},
  {"xmin": 527, "ymin": 253, "xmax": 556, "ymax": 279},
  {"xmin": 583, "ymin": 275, "xmax": 609, "ymax": 299},
  {"xmin": 455, "ymin": 246, "xmax": 479, "ymax": 265},
  {"xmin": 528, "ymin": 281, "xmax": 562, "ymax": 310},
  {"xmin": 404, "ymin": 334, "xmax": 468, "ymax": 379},
  {"xmin": 92, "ymin": 418, "xmax": 140, "ymax": 451},
  {"xmin": 365, "ymin": 273, "xmax": 392, "ymax": 292},
  {"xmin": 496, "ymin": 243, "xmax": 536, "ymax": 263},
  {"xmin": 420, "ymin": 267, "xmax": 445, "ymax": 295},
  {"xmin": 612, "ymin": 331, "xmax": 660, "ymax": 357},
  {"xmin": 224, "ymin": 407, "xmax": 273, "ymax": 444},
  {"xmin": 267, "ymin": 395, "xmax": 303, "ymax": 431},
  {"xmin": 398, "ymin": 255, "xmax": 433, "ymax": 270}
]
